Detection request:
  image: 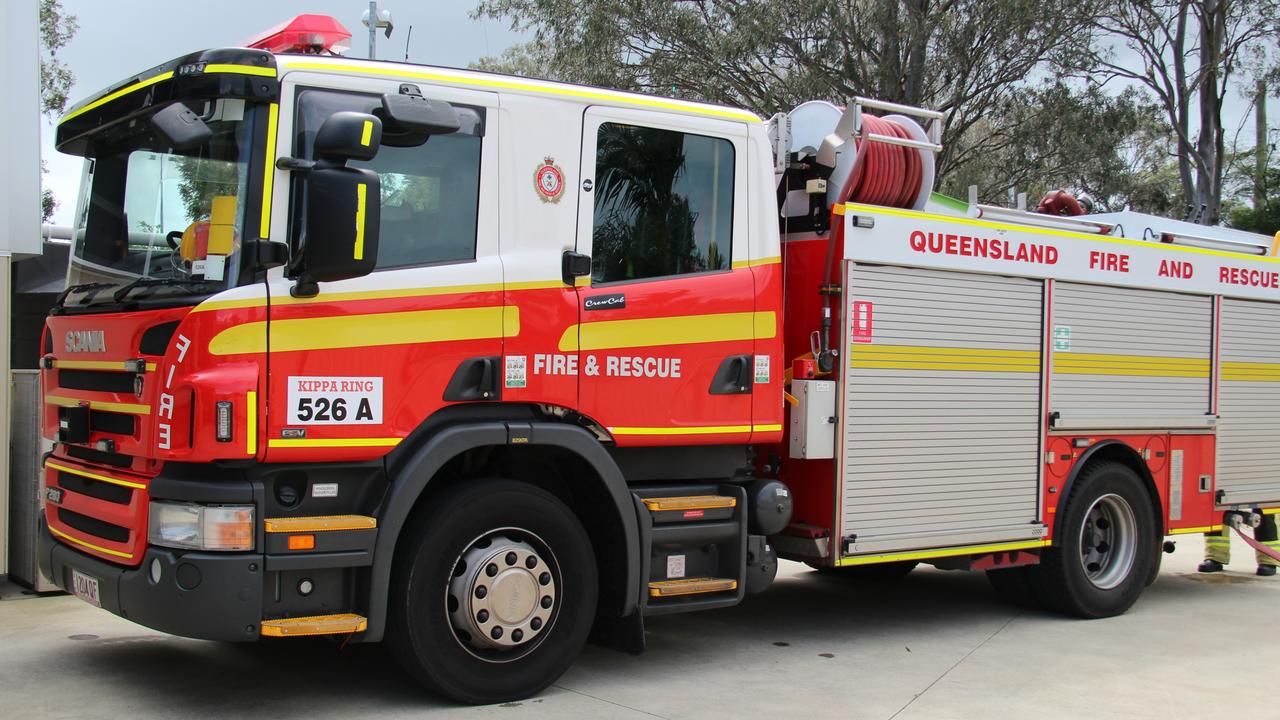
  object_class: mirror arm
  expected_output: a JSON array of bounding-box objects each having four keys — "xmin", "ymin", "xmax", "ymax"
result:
[
  {"xmin": 276, "ymin": 156, "xmax": 317, "ymax": 173},
  {"xmin": 290, "ymin": 272, "xmax": 320, "ymax": 299}
]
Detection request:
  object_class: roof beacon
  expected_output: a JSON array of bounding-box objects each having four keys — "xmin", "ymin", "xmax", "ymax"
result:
[{"xmin": 244, "ymin": 14, "xmax": 352, "ymax": 55}]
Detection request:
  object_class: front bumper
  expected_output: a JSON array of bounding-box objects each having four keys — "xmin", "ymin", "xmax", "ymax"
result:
[{"xmin": 39, "ymin": 513, "xmax": 265, "ymax": 641}]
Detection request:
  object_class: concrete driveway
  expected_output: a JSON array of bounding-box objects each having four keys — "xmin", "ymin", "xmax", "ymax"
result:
[{"xmin": 3, "ymin": 534, "xmax": 1276, "ymax": 719}]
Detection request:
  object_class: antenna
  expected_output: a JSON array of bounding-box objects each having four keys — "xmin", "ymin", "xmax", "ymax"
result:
[{"xmin": 404, "ymin": 25, "xmax": 412, "ymax": 61}]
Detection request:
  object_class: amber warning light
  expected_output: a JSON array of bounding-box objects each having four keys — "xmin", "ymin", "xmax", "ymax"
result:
[{"xmin": 244, "ymin": 14, "xmax": 352, "ymax": 55}]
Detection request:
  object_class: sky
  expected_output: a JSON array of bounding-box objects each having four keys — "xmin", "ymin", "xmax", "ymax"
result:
[
  {"xmin": 39, "ymin": 2, "xmax": 1276, "ymax": 225},
  {"xmin": 40, "ymin": 0, "xmax": 528, "ymax": 226}
]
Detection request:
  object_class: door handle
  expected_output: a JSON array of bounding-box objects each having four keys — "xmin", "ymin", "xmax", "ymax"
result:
[{"xmin": 709, "ymin": 354, "xmax": 753, "ymax": 395}]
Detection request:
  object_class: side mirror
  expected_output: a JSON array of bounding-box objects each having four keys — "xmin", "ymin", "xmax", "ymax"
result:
[
  {"xmin": 378, "ymin": 84, "xmax": 460, "ymax": 146},
  {"xmin": 290, "ymin": 112, "xmax": 383, "ymax": 296},
  {"xmin": 315, "ymin": 111, "xmax": 383, "ymax": 161}
]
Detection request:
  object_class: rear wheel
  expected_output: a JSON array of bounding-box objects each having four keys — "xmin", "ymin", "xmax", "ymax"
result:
[
  {"xmin": 387, "ymin": 479, "xmax": 597, "ymax": 704},
  {"xmin": 1033, "ymin": 461, "xmax": 1155, "ymax": 618}
]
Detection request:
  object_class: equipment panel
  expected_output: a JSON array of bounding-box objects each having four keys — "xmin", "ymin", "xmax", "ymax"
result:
[{"xmin": 1217, "ymin": 297, "xmax": 1280, "ymax": 505}]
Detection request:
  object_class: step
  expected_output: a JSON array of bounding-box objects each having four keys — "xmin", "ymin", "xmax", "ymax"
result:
[
  {"xmin": 648, "ymin": 577, "xmax": 738, "ymax": 598},
  {"xmin": 642, "ymin": 495, "xmax": 736, "ymax": 512},
  {"xmin": 260, "ymin": 613, "xmax": 368, "ymax": 637}
]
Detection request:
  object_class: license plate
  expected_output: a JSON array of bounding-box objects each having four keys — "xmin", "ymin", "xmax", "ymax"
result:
[{"xmin": 70, "ymin": 569, "xmax": 101, "ymax": 607}]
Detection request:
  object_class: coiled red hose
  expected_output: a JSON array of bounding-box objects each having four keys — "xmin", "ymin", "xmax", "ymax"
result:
[{"xmin": 838, "ymin": 114, "xmax": 924, "ymax": 209}]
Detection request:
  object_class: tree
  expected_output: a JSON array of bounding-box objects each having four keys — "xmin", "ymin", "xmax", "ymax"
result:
[
  {"xmin": 39, "ymin": 0, "xmax": 78, "ymax": 222},
  {"xmin": 472, "ymin": 0, "xmax": 1102, "ymax": 185},
  {"xmin": 1080, "ymin": 0, "xmax": 1280, "ymax": 225}
]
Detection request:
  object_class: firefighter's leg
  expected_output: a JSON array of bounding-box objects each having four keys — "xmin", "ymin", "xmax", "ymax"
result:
[
  {"xmin": 1255, "ymin": 513, "xmax": 1278, "ymax": 576},
  {"xmin": 1199, "ymin": 529, "xmax": 1230, "ymax": 572}
]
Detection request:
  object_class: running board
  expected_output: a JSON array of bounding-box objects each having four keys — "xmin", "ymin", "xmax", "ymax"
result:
[
  {"xmin": 649, "ymin": 577, "xmax": 738, "ymax": 598},
  {"xmin": 260, "ymin": 613, "xmax": 368, "ymax": 637}
]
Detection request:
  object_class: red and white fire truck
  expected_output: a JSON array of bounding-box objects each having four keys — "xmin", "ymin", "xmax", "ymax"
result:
[{"xmin": 38, "ymin": 14, "xmax": 1280, "ymax": 703}]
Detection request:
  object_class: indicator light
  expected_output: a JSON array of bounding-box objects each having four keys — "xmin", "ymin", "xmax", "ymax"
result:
[
  {"xmin": 288, "ymin": 534, "xmax": 315, "ymax": 551},
  {"xmin": 216, "ymin": 401, "xmax": 233, "ymax": 442}
]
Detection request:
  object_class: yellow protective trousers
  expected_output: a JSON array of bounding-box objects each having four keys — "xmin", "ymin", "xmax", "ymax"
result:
[{"xmin": 1204, "ymin": 512, "xmax": 1279, "ymax": 567}]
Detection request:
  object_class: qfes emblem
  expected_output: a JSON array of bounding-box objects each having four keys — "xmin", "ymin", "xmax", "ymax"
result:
[{"xmin": 534, "ymin": 157, "xmax": 565, "ymax": 203}]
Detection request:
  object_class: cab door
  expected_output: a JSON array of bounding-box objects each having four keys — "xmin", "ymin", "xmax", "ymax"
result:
[
  {"xmin": 262, "ymin": 75, "xmax": 501, "ymax": 461},
  {"xmin": 573, "ymin": 107, "xmax": 756, "ymax": 445}
]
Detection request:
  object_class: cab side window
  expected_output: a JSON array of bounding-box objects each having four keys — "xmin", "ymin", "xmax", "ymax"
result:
[
  {"xmin": 295, "ymin": 89, "xmax": 484, "ymax": 269},
  {"xmin": 592, "ymin": 122, "xmax": 734, "ymax": 284}
]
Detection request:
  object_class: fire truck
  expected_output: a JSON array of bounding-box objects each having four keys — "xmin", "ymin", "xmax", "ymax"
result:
[{"xmin": 38, "ymin": 14, "xmax": 1280, "ymax": 703}]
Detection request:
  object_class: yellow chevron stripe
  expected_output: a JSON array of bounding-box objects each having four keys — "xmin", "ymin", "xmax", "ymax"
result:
[
  {"xmin": 731, "ymin": 256, "xmax": 782, "ymax": 269},
  {"xmin": 208, "ymin": 305, "xmax": 518, "ymax": 355},
  {"xmin": 1054, "ymin": 353, "xmax": 1210, "ymax": 378},
  {"xmin": 849, "ymin": 344, "xmax": 1041, "ymax": 373},
  {"xmin": 558, "ymin": 311, "xmax": 776, "ymax": 352}
]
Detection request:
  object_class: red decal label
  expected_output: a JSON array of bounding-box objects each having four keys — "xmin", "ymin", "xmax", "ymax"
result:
[
  {"xmin": 851, "ymin": 301, "xmax": 874, "ymax": 343},
  {"xmin": 683, "ymin": 509, "xmax": 705, "ymax": 519}
]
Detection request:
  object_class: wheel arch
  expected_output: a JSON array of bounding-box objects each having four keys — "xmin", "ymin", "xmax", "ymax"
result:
[
  {"xmin": 364, "ymin": 408, "xmax": 639, "ymax": 642},
  {"xmin": 1054, "ymin": 439, "xmax": 1164, "ymax": 546}
]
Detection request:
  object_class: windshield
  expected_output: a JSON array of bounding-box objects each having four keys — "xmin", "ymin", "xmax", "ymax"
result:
[{"xmin": 67, "ymin": 98, "xmax": 258, "ymax": 304}]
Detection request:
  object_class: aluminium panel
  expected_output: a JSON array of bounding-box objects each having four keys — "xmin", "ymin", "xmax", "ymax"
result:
[
  {"xmin": 840, "ymin": 264, "xmax": 1043, "ymax": 551},
  {"xmin": 1050, "ymin": 283, "xmax": 1212, "ymax": 422},
  {"xmin": 1217, "ymin": 297, "xmax": 1280, "ymax": 505}
]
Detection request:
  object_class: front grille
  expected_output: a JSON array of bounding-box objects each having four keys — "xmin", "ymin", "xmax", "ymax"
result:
[
  {"xmin": 58, "ymin": 369, "xmax": 137, "ymax": 393},
  {"xmin": 64, "ymin": 444, "xmax": 133, "ymax": 468},
  {"xmin": 58, "ymin": 508, "xmax": 130, "ymax": 543},
  {"xmin": 57, "ymin": 471, "xmax": 133, "ymax": 505},
  {"xmin": 89, "ymin": 411, "xmax": 136, "ymax": 435}
]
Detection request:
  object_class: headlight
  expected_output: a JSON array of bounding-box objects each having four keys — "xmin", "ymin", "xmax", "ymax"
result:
[{"xmin": 148, "ymin": 501, "xmax": 254, "ymax": 551}]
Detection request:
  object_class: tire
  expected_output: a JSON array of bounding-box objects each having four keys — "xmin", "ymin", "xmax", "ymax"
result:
[
  {"xmin": 1032, "ymin": 461, "xmax": 1156, "ymax": 618},
  {"xmin": 986, "ymin": 566, "xmax": 1042, "ymax": 609},
  {"xmin": 387, "ymin": 479, "xmax": 598, "ymax": 704},
  {"xmin": 807, "ymin": 560, "xmax": 919, "ymax": 580}
]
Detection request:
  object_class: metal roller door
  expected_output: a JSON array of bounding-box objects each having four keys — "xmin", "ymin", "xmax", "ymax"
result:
[
  {"xmin": 840, "ymin": 264, "xmax": 1045, "ymax": 554},
  {"xmin": 1051, "ymin": 283, "xmax": 1212, "ymax": 423},
  {"xmin": 1217, "ymin": 298, "xmax": 1280, "ymax": 505}
]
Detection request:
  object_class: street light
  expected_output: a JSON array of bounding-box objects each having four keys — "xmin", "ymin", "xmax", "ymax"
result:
[{"xmin": 361, "ymin": 2, "xmax": 394, "ymax": 59}]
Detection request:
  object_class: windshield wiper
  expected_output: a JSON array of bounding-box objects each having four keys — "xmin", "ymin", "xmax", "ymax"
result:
[
  {"xmin": 111, "ymin": 277, "xmax": 219, "ymax": 303},
  {"xmin": 54, "ymin": 282, "xmax": 116, "ymax": 308}
]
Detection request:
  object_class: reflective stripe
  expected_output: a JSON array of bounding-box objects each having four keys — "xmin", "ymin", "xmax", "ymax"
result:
[
  {"xmin": 838, "ymin": 539, "xmax": 1051, "ymax": 566},
  {"xmin": 50, "ymin": 525, "xmax": 134, "ymax": 560},
  {"xmin": 46, "ymin": 460, "xmax": 147, "ymax": 490},
  {"xmin": 848, "ymin": 344, "xmax": 1041, "ymax": 373},
  {"xmin": 246, "ymin": 390, "xmax": 257, "ymax": 456},
  {"xmin": 45, "ymin": 395, "xmax": 151, "ymax": 415},
  {"xmin": 1055, "ymin": 353, "xmax": 1210, "ymax": 379},
  {"xmin": 51, "ymin": 359, "xmax": 157, "ymax": 372},
  {"xmin": 278, "ymin": 59, "xmax": 760, "ymax": 123},
  {"xmin": 359, "ymin": 119, "xmax": 373, "ymax": 146},
  {"xmin": 559, "ymin": 311, "xmax": 776, "ymax": 353},
  {"xmin": 259, "ymin": 103, "xmax": 279, "ymax": 239},
  {"xmin": 268, "ymin": 437, "xmax": 402, "ymax": 449},
  {"xmin": 208, "ymin": 306, "xmax": 519, "ymax": 355},
  {"xmin": 1221, "ymin": 361, "xmax": 1280, "ymax": 382},
  {"xmin": 61, "ymin": 71, "xmax": 175, "ymax": 123},
  {"xmin": 354, "ymin": 183, "xmax": 367, "ymax": 260}
]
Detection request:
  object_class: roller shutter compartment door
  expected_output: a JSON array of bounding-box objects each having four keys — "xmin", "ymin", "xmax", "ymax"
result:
[
  {"xmin": 1050, "ymin": 283, "xmax": 1212, "ymax": 421},
  {"xmin": 1217, "ymin": 298, "xmax": 1280, "ymax": 505},
  {"xmin": 841, "ymin": 265, "xmax": 1044, "ymax": 554}
]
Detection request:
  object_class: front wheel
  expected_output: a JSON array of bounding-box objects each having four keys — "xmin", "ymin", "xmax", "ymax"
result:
[
  {"xmin": 387, "ymin": 479, "xmax": 598, "ymax": 704},
  {"xmin": 1033, "ymin": 461, "xmax": 1156, "ymax": 618}
]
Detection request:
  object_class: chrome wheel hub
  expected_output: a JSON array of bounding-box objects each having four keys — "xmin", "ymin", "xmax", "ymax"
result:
[
  {"xmin": 448, "ymin": 532, "xmax": 557, "ymax": 656},
  {"xmin": 1078, "ymin": 493, "xmax": 1137, "ymax": 590}
]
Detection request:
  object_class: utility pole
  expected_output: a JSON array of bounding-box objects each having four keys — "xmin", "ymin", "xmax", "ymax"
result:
[
  {"xmin": 362, "ymin": 2, "xmax": 394, "ymax": 60},
  {"xmin": 1256, "ymin": 78, "xmax": 1268, "ymax": 211}
]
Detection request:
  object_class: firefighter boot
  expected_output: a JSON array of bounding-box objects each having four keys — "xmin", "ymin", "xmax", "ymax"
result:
[
  {"xmin": 1259, "ymin": 565, "xmax": 1277, "ymax": 577},
  {"xmin": 1256, "ymin": 514, "xmax": 1278, "ymax": 576},
  {"xmin": 1200, "ymin": 530, "xmax": 1230, "ymax": 572},
  {"xmin": 1198, "ymin": 559, "xmax": 1225, "ymax": 573}
]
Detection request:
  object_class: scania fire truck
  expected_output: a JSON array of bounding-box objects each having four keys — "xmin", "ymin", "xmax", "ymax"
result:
[{"xmin": 38, "ymin": 14, "xmax": 1280, "ymax": 703}]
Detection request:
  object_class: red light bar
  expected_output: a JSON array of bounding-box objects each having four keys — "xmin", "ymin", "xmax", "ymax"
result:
[{"xmin": 244, "ymin": 14, "xmax": 352, "ymax": 55}]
